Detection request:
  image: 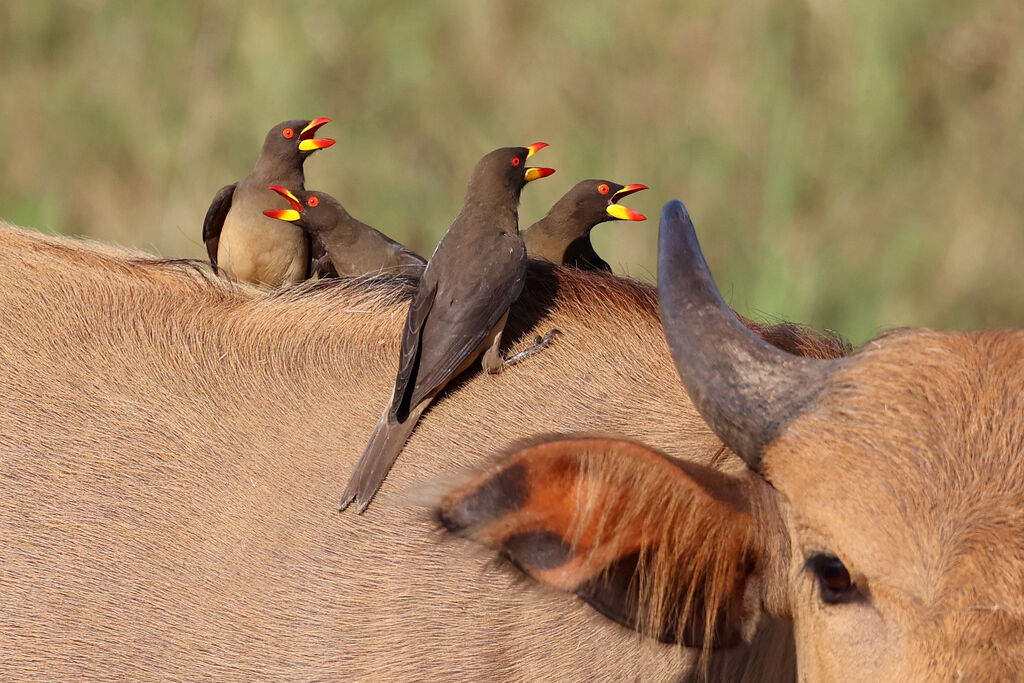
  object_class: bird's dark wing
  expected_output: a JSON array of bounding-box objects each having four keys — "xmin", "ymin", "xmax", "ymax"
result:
[
  {"xmin": 399, "ymin": 246, "xmax": 427, "ymax": 266},
  {"xmin": 395, "ymin": 249, "xmax": 427, "ymax": 279},
  {"xmin": 309, "ymin": 236, "xmax": 338, "ymax": 278},
  {"xmin": 202, "ymin": 183, "xmax": 236, "ymax": 266},
  {"xmin": 405, "ymin": 238, "xmax": 527, "ymax": 412},
  {"xmin": 388, "ymin": 273, "xmax": 439, "ymax": 422},
  {"xmin": 565, "ymin": 237, "xmax": 612, "ymax": 272},
  {"xmin": 375, "ymin": 229, "xmax": 426, "ymax": 271}
]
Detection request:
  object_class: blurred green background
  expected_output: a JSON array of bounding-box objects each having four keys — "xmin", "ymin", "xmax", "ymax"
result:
[{"xmin": 2, "ymin": 0, "xmax": 1021, "ymax": 344}]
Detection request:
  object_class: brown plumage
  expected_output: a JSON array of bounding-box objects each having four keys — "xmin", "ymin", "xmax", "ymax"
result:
[
  {"xmin": 202, "ymin": 118, "xmax": 334, "ymax": 286},
  {"xmin": 339, "ymin": 143, "xmax": 556, "ymax": 513},
  {"xmin": 264, "ymin": 186, "xmax": 425, "ymax": 279},
  {"xmin": 521, "ymin": 179, "xmax": 647, "ymax": 271}
]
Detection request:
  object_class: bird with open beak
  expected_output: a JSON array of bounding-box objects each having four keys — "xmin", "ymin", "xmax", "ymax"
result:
[
  {"xmin": 521, "ymin": 180, "xmax": 647, "ymax": 272},
  {"xmin": 340, "ymin": 143, "xmax": 557, "ymax": 513},
  {"xmin": 202, "ymin": 118, "xmax": 334, "ymax": 287},
  {"xmin": 263, "ymin": 185, "xmax": 426, "ymax": 279}
]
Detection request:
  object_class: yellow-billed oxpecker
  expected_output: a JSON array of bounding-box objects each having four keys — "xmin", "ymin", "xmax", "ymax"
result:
[
  {"xmin": 264, "ymin": 186, "xmax": 426, "ymax": 278},
  {"xmin": 202, "ymin": 118, "xmax": 334, "ymax": 286},
  {"xmin": 340, "ymin": 143, "xmax": 557, "ymax": 513},
  {"xmin": 521, "ymin": 180, "xmax": 647, "ymax": 272}
]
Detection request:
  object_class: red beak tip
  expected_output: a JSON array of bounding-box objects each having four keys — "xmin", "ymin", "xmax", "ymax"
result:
[
  {"xmin": 266, "ymin": 185, "xmax": 302, "ymax": 211},
  {"xmin": 613, "ymin": 184, "xmax": 649, "ymax": 201},
  {"xmin": 299, "ymin": 117, "xmax": 332, "ymax": 140}
]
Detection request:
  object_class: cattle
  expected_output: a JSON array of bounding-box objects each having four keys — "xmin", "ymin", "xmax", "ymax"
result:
[
  {"xmin": 440, "ymin": 201, "xmax": 1024, "ymax": 681},
  {"xmin": 0, "ymin": 219, "xmax": 847, "ymax": 681}
]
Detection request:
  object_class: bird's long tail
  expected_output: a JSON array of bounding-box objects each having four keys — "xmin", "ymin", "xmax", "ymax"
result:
[{"xmin": 339, "ymin": 400, "xmax": 429, "ymax": 513}]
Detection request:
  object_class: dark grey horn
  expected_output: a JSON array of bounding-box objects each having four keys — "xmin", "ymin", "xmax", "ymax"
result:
[{"xmin": 657, "ymin": 200, "xmax": 839, "ymax": 471}]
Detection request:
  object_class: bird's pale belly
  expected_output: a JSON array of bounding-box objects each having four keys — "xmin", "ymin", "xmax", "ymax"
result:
[
  {"xmin": 458, "ymin": 311, "xmax": 509, "ymax": 377},
  {"xmin": 217, "ymin": 213, "xmax": 308, "ymax": 287}
]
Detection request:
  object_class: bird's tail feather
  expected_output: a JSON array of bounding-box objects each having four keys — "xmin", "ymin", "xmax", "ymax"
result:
[{"xmin": 339, "ymin": 401, "xmax": 428, "ymax": 513}]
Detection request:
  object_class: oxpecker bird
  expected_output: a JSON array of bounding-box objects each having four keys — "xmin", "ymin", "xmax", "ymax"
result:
[
  {"xmin": 521, "ymin": 180, "xmax": 647, "ymax": 271},
  {"xmin": 340, "ymin": 143, "xmax": 557, "ymax": 513},
  {"xmin": 202, "ymin": 118, "xmax": 334, "ymax": 286},
  {"xmin": 264, "ymin": 186, "xmax": 426, "ymax": 278}
]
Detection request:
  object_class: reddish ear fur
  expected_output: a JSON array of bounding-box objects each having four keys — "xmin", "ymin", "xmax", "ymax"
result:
[{"xmin": 439, "ymin": 437, "xmax": 759, "ymax": 652}]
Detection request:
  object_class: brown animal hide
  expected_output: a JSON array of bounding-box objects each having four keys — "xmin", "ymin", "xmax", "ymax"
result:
[{"xmin": 0, "ymin": 222, "xmax": 845, "ymax": 681}]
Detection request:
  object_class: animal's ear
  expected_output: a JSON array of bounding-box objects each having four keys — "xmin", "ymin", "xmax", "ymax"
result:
[{"xmin": 439, "ymin": 437, "xmax": 761, "ymax": 651}]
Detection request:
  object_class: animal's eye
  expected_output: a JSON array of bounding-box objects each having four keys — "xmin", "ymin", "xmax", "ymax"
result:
[
  {"xmin": 598, "ymin": 184, "xmax": 610, "ymax": 195},
  {"xmin": 512, "ymin": 157, "xmax": 521, "ymax": 167},
  {"xmin": 307, "ymin": 196, "xmax": 319, "ymax": 207},
  {"xmin": 283, "ymin": 128, "xmax": 295, "ymax": 139},
  {"xmin": 805, "ymin": 554, "xmax": 860, "ymax": 605}
]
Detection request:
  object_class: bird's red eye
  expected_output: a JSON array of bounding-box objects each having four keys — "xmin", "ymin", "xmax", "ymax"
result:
[
  {"xmin": 512, "ymin": 157, "xmax": 521, "ymax": 167},
  {"xmin": 598, "ymin": 184, "xmax": 610, "ymax": 195},
  {"xmin": 283, "ymin": 128, "xmax": 295, "ymax": 139},
  {"xmin": 307, "ymin": 196, "xmax": 319, "ymax": 207}
]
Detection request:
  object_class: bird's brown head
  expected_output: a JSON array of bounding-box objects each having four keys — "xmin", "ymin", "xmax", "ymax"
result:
[
  {"xmin": 263, "ymin": 185, "xmax": 345, "ymax": 236},
  {"xmin": 467, "ymin": 143, "xmax": 556, "ymax": 205},
  {"xmin": 260, "ymin": 118, "xmax": 335, "ymax": 167},
  {"xmin": 561, "ymin": 179, "xmax": 648, "ymax": 229}
]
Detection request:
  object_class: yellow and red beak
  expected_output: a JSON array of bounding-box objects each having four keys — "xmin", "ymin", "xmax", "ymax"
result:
[
  {"xmin": 523, "ymin": 141, "xmax": 555, "ymax": 182},
  {"xmin": 606, "ymin": 183, "xmax": 648, "ymax": 221},
  {"xmin": 263, "ymin": 185, "xmax": 303, "ymax": 221},
  {"xmin": 525, "ymin": 142, "xmax": 548, "ymax": 159},
  {"xmin": 297, "ymin": 117, "xmax": 335, "ymax": 152}
]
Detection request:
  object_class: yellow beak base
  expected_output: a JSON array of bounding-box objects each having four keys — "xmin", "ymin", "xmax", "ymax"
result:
[
  {"xmin": 606, "ymin": 204, "xmax": 646, "ymax": 221},
  {"xmin": 263, "ymin": 209, "xmax": 302, "ymax": 222}
]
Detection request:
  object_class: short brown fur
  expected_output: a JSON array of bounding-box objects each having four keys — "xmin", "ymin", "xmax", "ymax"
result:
[
  {"xmin": 441, "ymin": 438, "xmax": 760, "ymax": 657},
  {"xmin": 763, "ymin": 328, "xmax": 1024, "ymax": 680},
  {"xmin": 0, "ymin": 222, "xmax": 844, "ymax": 680}
]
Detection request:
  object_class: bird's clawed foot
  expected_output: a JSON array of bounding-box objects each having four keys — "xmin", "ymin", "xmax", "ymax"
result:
[{"xmin": 504, "ymin": 328, "xmax": 562, "ymax": 368}]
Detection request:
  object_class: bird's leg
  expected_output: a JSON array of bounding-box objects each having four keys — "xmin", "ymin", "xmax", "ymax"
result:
[
  {"xmin": 502, "ymin": 329, "xmax": 562, "ymax": 368},
  {"xmin": 481, "ymin": 332, "xmax": 507, "ymax": 374}
]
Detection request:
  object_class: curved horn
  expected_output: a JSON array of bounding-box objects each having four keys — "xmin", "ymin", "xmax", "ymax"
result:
[{"xmin": 657, "ymin": 200, "xmax": 839, "ymax": 470}]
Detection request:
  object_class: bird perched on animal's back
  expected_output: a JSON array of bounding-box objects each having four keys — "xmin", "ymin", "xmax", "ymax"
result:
[
  {"xmin": 521, "ymin": 179, "xmax": 647, "ymax": 272},
  {"xmin": 264, "ymin": 185, "xmax": 426, "ymax": 279},
  {"xmin": 202, "ymin": 118, "xmax": 334, "ymax": 287},
  {"xmin": 340, "ymin": 143, "xmax": 558, "ymax": 514}
]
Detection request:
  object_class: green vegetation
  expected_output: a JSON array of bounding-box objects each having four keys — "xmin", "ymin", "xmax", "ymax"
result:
[{"xmin": 2, "ymin": 0, "xmax": 1021, "ymax": 343}]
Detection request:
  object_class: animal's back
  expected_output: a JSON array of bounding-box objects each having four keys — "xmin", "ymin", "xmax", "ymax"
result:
[{"xmin": 0, "ymin": 223, "xmax": 802, "ymax": 680}]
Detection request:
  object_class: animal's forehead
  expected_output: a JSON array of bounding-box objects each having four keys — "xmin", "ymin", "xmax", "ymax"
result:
[
  {"xmin": 765, "ymin": 329, "xmax": 1024, "ymax": 601},
  {"xmin": 276, "ymin": 119, "xmax": 309, "ymax": 132},
  {"xmin": 471, "ymin": 148, "xmax": 528, "ymax": 185},
  {"xmin": 576, "ymin": 179, "xmax": 620, "ymax": 194},
  {"xmin": 482, "ymin": 147, "xmax": 527, "ymax": 164}
]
